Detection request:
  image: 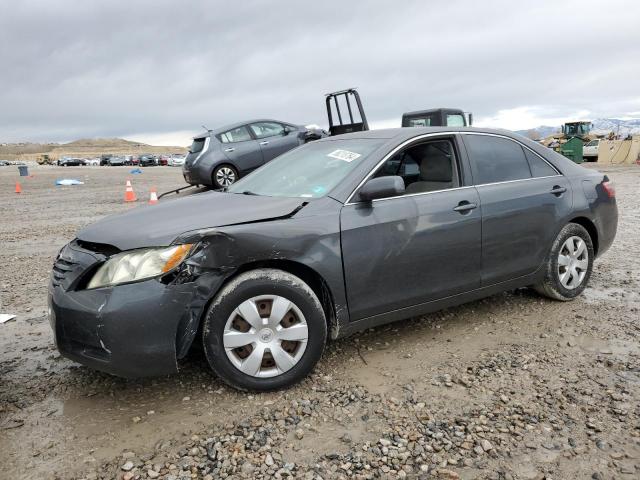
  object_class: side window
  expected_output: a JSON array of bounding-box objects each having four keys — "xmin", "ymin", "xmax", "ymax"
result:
[
  {"xmin": 465, "ymin": 135, "xmax": 531, "ymax": 184},
  {"xmin": 523, "ymin": 147, "xmax": 558, "ymax": 177},
  {"xmin": 374, "ymin": 139, "xmax": 458, "ymax": 195},
  {"xmin": 249, "ymin": 122, "xmax": 285, "ymax": 139},
  {"xmin": 446, "ymin": 114, "xmax": 465, "ymax": 127},
  {"xmin": 408, "ymin": 118, "xmax": 430, "ymax": 127},
  {"xmin": 218, "ymin": 126, "xmax": 252, "ymax": 144}
]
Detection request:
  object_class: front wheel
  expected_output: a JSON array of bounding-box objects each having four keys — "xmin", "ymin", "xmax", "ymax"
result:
[
  {"xmin": 534, "ymin": 223, "xmax": 594, "ymax": 301},
  {"xmin": 202, "ymin": 269, "xmax": 327, "ymax": 391},
  {"xmin": 212, "ymin": 164, "xmax": 238, "ymax": 189}
]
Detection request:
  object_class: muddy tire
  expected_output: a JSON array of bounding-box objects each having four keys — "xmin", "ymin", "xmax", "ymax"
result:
[
  {"xmin": 211, "ymin": 164, "xmax": 238, "ymax": 189},
  {"xmin": 202, "ymin": 269, "xmax": 327, "ymax": 391},
  {"xmin": 534, "ymin": 223, "xmax": 594, "ymax": 301}
]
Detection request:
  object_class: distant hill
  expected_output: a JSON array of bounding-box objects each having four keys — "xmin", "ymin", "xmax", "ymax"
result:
[
  {"xmin": 63, "ymin": 138, "xmax": 151, "ymax": 148},
  {"xmin": 0, "ymin": 137, "xmax": 186, "ymax": 161},
  {"xmin": 516, "ymin": 118, "xmax": 640, "ymax": 139}
]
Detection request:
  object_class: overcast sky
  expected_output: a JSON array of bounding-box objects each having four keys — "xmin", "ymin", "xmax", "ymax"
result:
[{"xmin": 1, "ymin": 0, "xmax": 639, "ymax": 146}]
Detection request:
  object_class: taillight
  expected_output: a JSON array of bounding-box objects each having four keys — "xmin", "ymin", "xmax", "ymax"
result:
[{"xmin": 602, "ymin": 180, "xmax": 615, "ymax": 198}]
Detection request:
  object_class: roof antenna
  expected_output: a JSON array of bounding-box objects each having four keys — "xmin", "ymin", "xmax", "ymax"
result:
[{"xmin": 202, "ymin": 125, "xmax": 212, "ymax": 132}]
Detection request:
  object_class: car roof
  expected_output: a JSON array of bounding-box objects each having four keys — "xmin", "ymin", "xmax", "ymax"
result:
[
  {"xmin": 402, "ymin": 108, "xmax": 465, "ymax": 116},
  {"xmin": 193, "ymin": 119, "xmax": 298, "ymax": 139},
  {"xmin": 315, "ymin": 126, "xmax": 523, "ymax": 142}
]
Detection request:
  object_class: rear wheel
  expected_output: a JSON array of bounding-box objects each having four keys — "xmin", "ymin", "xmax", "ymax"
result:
[
  {"xmin": 212, "ymin": 164, "xmax": 238, "ymax": 189},
  {"xmin": 202, "ymin": 269, "xmax": 327, "ymax": 391},
  {"xmin": 534, "ymin": 223, "xmax": 594, "ymax": 301}
]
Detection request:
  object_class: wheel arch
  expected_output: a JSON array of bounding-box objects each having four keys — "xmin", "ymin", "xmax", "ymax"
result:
[
  {"xmin": 568, "ymin": 216, "xmax": 599, "ymax": 256},
  {"xmin": 228, "ymin": 259, "xmax": 338, "ymax": 338},
  {"xmin": 187, "ymin": 259, "xmax": 338, "ymax": 359},
  {"xmin": 211, "ymin": 162, "xmax": 239, "ymax": 186}
]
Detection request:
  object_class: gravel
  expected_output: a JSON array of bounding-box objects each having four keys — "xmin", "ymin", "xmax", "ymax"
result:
[{"xmin": 1, "ymin": 164, "xmax": 639, "ymax": 479}]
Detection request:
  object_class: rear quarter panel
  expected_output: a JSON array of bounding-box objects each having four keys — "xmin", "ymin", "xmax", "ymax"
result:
[{"xmin": 569, "ymin": 171, "xmax": 617, "ymax": 256}]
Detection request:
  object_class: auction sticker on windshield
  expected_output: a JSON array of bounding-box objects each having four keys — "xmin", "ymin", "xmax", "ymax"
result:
[{"xmin": 327, "ymin": 149, "xmax": 361, "ymax": 162}]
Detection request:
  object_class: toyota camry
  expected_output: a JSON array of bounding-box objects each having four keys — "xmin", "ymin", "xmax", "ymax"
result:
[{"xmin": 49, "ymin": 127, "xmax": 617, "ymax": 391}]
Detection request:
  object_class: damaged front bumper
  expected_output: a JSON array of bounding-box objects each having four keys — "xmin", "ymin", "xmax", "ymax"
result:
[{"xmin": 48, "ymin": 241, "xmax": 224, "ymax": 378}]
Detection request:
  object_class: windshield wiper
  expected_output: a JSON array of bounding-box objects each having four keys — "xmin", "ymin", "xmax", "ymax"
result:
[{"xmin": 240, "ymin": 190, "xmax": 259, "ymax": 196}]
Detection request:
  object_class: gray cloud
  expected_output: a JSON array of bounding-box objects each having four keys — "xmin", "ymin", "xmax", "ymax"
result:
[{"xmin": 1, "ymin": 0, "xmax": 639, "ymax": 143}]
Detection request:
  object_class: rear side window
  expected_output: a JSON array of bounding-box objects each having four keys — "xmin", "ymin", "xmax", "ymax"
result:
[
  {"xmin": 523, "ymin": 147, "xmax": 558, "ymax": 177},
  {"xmin": 218, "ymin": 126, "xmax": 252, "ymax": 143},
  {"xmin": 465, "ymin": 135, "xmax": 531, "ymax": 184}
]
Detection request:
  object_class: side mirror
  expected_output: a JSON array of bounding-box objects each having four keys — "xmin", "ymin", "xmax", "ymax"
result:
[
  {"xmin": 358, "ymin": 176, "xmax": 405, "ymax": 202},
  {"xmin": 282, "ymin": 126, "xmax": 291, "ymax": 136}
]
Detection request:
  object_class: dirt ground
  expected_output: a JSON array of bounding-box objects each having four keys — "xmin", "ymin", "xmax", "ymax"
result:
[{"xmin": 0, "ymin": 164, "xmax": 638, "ymax": 480}]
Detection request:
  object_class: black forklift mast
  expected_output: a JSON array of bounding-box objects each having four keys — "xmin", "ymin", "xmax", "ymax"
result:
[{"xmin": 325, "ymin": 88, "xmax": 369, "ymax": 136}]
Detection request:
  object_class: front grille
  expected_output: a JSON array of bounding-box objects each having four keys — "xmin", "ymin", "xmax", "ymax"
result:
[
  {"xmin": 50, "ymin": 240, "xmax": 107, "ymax": 290},
  {"xmin": 51, "ymin": 257, "xmax": 77, "ymax": 287}
]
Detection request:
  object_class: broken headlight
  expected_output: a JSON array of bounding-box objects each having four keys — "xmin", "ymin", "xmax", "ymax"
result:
[{"xmin": 87, "ymin": 244, "xmax": 193, "ymax": 289}]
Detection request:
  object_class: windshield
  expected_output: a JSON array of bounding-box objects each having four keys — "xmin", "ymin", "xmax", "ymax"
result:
[{"xmin": 227, "ymin": 139, "xmax": 384, "ymax": 198}]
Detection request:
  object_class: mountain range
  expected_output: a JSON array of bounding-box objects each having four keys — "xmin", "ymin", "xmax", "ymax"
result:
[{"xmin": 516, "ymin": 118, "xmax": 640, "ymax": 139}]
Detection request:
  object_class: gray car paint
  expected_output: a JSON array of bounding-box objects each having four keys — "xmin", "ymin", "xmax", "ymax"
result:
[
  {"xmin": 182, "ymin": 119, "xmax": 305, "ymax": 187},
  {"xmin": 50, "ymin": 127, "xmax": 618, "ymax": 378}
]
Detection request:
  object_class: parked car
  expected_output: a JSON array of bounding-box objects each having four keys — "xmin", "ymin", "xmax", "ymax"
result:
[
  {"xmin": 168, "ymin": 153, "xmax": 185, "ymax": 167},
  {"xmin": 108, "ymin": 156, "xmax": 126, "ymax": 166},
  {"xmin": 583, "ymin": 139, "xmax": 600, "ymax": 161},
  {"xmin": 58, "ymin": 157, "xmax": 86, "ymax": 166},
  {"xmin": 49, "ymin": 127, "xmax": 617, "ymax": 390},
  {"xmin": 182, "ymin": 119, "xmax": 314, "ymax": 189},
  {"xmin": 139, "ymin": 154, "xmax": 157, "ymax": 167},
  {"xmin": 85, "ymin": 158, "xmax": 100, "ymax": 166},
  {"xmin": 100, "ymin": 154, "xmax": 114, "ymax": 166}
]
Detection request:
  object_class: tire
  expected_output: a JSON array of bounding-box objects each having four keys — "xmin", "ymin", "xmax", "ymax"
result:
[
  {"xmin": 202, "ymin": 268, "xmax": 327, "ymax": 391},
  {"xmin": 534, "ymin": 223, "xmax": 594, "ymax": 301},
  {"xmin": 212, "ymin": 164, "xmax": 238, "ymax": 189}
]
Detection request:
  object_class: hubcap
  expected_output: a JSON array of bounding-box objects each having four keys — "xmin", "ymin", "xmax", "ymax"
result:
[
  {"xmin": 223, "ymin": 295, "xmax": 308, "ymax": 378},
  {"xmin": 558, "ymin": 236, "xmax": 589, "ymax": 289},
  {"xmin": 216, "ymin": 167, "xmax": 236, "ymax": 186}
]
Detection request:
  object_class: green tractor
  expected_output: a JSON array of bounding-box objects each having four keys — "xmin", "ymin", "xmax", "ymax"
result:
[{"xmin": 557, "ymin": 121, "xmax": 592, "ymax": 163}]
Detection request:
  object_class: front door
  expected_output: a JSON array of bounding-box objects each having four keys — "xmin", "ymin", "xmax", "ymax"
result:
[
  {"xmin": 249, "ymin": 122, "xmax": 300, "ymax": 162},
  {"xmin": 219, "ymin": 125, "xmax": 264, "ymax": 172},
  {"xmin": 340, "ymin": 137, "xmax": 482, "ymax": 321}
]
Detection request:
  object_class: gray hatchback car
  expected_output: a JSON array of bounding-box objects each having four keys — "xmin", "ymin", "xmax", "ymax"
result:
[
  {"xmin": 50, "ymin": 127, "xmax": 617, "ymax": 391},
  {"xmin": 183, "ymin": 119, "xmax": 310, "ymax": 189}
]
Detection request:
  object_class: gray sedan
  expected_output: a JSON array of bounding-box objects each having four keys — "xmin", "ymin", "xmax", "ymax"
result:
[
  {"xmin": 182, "ymin": 119, "xmax": 313, "ymax": 189},
  {"xmin": 49, "ymin": 127, "xmax": 617, "ymax": 391}
]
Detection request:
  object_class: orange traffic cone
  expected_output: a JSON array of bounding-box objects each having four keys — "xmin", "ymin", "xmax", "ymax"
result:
[
  {"xmin": 15, "ymin": 181, "xmax": 22, "ymax": 194},
  {"xmin": 148, "ymin": 186, "xmax": 158, "ymax": 205},
  {"xmin": 124, "ymin": 180, "xmax": 137, "ymax": 202}
]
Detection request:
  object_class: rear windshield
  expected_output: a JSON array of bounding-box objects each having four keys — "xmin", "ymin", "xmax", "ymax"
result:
[
  {"xmin": 190, "ymin": 138, "xmax": 206, "ymax": 154},
  {"xmin": 227, "ymin": 139, "xmax": 384, "ymax": 198}
]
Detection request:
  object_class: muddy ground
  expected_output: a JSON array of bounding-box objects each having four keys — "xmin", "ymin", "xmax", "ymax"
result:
[{"xmin": 0, "ymin": 164, "xmax": 638, "ymax": 480}]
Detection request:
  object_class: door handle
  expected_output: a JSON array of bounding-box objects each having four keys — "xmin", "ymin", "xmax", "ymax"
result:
[
  {"xmin": 224, "ymin": 147, "xmax": 235, "ymax": 152},
  {"xmin": 550, "ymin": 185, "xmax": 567, "ymax": 196},
  {"xmin": 259, "ymin": 141, "xmax": 269, "ymax": 146},
  {"xmin": 453, "ymin": 201, "xmax": 478, "ymax": 214}
]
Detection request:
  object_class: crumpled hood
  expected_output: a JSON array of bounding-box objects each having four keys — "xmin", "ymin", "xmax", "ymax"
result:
[{"xmin": 77, "ymin": 191, "xmax": 305, "ymax": 251}]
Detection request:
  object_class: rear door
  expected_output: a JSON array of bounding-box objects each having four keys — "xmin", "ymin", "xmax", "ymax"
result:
[
  {"xmin": 462, "ymin": 133, "xmax": 572, "ymax": 285},
  {"xmin": 249, "ymin": 122, "xmax": 300, "ymax": 161},
  {"xmin": 219, "ymin": 125, "xmax": 264, "ymax": 172}
]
